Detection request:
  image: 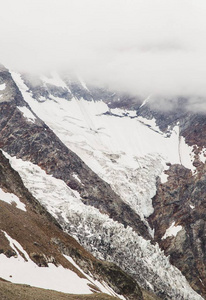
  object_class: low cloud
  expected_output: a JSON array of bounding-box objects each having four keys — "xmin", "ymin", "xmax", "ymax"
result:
[{"xmin": 1, "ymin": 0, "xmax": 206, "ymax": 107}]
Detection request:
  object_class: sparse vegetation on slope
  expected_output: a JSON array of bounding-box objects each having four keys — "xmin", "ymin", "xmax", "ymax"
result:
[{"xmin": 0, "ymin": 280, "xmax": 118, "ymax": 300}]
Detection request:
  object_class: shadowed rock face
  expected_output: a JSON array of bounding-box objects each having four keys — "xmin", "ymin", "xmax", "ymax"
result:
[{"xmin": 147, "ymin": 109, "xmax": 206, "ymax": 298}]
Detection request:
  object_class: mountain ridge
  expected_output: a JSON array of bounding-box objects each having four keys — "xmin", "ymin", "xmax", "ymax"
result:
[{"xmin": 1, "ymin": 65, "xmax": 206, "ymax": 299}]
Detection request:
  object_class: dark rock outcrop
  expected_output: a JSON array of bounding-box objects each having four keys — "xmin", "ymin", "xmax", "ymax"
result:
[{"xmin": 149, "ymin": 164, "xmax": 206, "ymax": 298}]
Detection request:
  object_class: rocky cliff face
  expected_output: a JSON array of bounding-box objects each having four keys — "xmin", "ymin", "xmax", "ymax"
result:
[
  {"xmin": 1, "ymin": 65, "xmax": 206, "ymax": 299},
  {"xmin": 149, "ymin": 116, "xmax": 206, "ymax": 298}
]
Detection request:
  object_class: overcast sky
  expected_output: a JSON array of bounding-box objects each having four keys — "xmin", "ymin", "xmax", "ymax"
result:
[{"xmin": 0, "ymin": 0, "xmax": 206, "ymax": 99}]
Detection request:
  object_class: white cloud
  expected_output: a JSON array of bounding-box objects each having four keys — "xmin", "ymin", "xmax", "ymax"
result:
[{"xmin": 1, "ymin": 0, "xmax": 206, "ymax": 99}]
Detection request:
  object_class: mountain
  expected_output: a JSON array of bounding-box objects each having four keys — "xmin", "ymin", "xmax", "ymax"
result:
[{"xmin": 0, "ymin": 64, "xmax": 205, "ymax": 299}]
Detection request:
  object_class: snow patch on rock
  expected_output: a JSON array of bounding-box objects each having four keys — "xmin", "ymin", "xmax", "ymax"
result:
[
  {"xmin": 159, "ymin": 161, "xmax": 169, "ymax": 184},
  {"xmin": 64, "ymin": 255, "xmax": 126, "ymax": 300},
  {"xmin": 140, "ymin": 95, "xmax": 151, "ymax": 108},
  {"xmin": 179, "ymin": 136, "xmax": 196, "ymax": 173},
  {"xmin": 0, "ymin": 188, "xmax": 26, "ymax": 211},
  {"xmin": 162, "ymin": 222, "xmax": 183, "ymax": 240},
  {"xmin": 72, "ymin": 173, "xmax": 82, "ymax": 183},
  {"xmin": 17, "ymin": 106, "xmax": 36, "ymax": 123},
  {"xmin": 0, "ymin": 231, "xmax": 113, "ymax": 296},
  {"xmin": 199, "ymin": 148, "xmax": 206, "ymax": 163},
  {"xmin": 0, "ymin": 83, "xmax": 6, "ymax": 91}
]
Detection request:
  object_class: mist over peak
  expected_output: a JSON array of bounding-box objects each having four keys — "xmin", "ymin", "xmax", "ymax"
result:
[{"xmin": 0, "ymin": 0, "xmax": 206, "ymax": 109}]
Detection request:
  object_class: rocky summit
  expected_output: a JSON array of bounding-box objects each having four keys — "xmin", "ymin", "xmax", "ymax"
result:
[{"xmin": 0, "ymin": 65, "xmax": 206, "ymax": 299}]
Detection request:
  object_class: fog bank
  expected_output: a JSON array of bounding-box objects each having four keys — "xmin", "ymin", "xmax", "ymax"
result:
[{"xmin": 1, "ymin": 0, "xmax": 206, "ymax": 103}]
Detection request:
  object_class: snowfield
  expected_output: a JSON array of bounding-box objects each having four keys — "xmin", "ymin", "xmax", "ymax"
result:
[
  {"xmin": 0, "ymin": 188, "xmax": 26, "ymax": 211},
  {"xmin": 0, "ymin": 231, "xmax": 93, "ymax": 294},
  {"xmin": 0, "ymin": 229, "xmax": 124, "ymax": 298}
]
